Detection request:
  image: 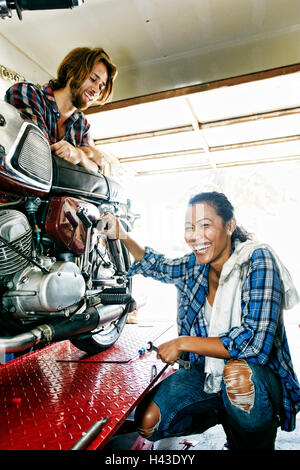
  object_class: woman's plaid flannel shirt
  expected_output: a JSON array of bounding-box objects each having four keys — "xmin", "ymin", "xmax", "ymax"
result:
[{"xmin": 128, "ymin": 245, "xmax": 300, "ymax": 432}]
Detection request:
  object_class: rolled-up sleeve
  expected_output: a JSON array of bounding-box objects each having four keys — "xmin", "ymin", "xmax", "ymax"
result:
[
  {"xmin": 5, "ymin": 83, "xmax": 50, "ymax": 142},
  {"xmin": 219, "ymin": 248, "xmax": 283, "ymax": 364},
  {"xmin": 4, "ymin": 82, "xmax": 49, "ymax": 134},
  {"xmin": 127, "ymin": 246, "xmax": 190, "ymax": 288}
]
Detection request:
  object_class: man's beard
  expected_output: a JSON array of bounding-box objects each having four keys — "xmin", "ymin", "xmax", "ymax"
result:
[{"xmin": 69, "ymin": 79, "xmax": 88, "ymax": 111}]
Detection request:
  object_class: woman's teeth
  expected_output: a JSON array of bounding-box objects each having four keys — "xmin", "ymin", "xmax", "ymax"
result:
[{"xmin": 193, "ymin": 244, "xmax": 211, "ymax": 253}]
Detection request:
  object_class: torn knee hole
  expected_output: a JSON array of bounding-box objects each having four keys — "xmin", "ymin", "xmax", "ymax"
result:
[
  {"xmin": 135, "ymin": 403, "xmax": 161, "ymax": 438},
  {"xmin": 224, "ymin": 360, "xmax": 255, "ymax": 413},
  {"xmin": 136, "ymin": 415, "xmax": 161, "ymax": 438}
]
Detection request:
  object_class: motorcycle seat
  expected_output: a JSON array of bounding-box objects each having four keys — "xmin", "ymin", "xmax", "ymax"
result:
[{"xmin": 51, "ymin": 155, "xmax": 127, "ymax": 204}]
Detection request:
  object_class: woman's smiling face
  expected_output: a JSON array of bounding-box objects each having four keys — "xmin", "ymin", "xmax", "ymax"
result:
[{"xmin": 184, "ymin": 202, "xmax": 235, "ymax": 268}]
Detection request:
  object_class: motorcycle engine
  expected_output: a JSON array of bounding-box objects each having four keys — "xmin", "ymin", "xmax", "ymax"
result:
[
  {"xmin": 0, "ymin": 209, "xmax": 32, "ymax": 275},
  {"xmin": 0, "ymin": 209, "xmax": 86, "ymax": 320}
]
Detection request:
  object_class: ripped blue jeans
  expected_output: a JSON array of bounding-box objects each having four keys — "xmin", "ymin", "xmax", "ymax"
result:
[{"xmin": 137, "ymin": 360, "xmax": 282, "ymax": 446}]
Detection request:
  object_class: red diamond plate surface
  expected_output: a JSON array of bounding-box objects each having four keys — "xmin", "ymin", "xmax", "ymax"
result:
[
  {"xmin": 0, "ymin": 322, "xmax": 176, "ymax": 450},
  {"xmin": 57, "ymin": 322, "xmax": 175, "ymax": 363}
]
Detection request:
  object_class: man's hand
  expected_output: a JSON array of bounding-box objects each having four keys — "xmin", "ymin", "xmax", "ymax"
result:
[
  {"xmin": 88, "ymin": 147, "xmax": 105, "ymax": 172},
  {"xmin": 50, "ymin": 140, "xmax": 82, "ymax": 165},
  {"xmin": 50, "ymin": 141, "xmax": 103, "ymax": 174}
]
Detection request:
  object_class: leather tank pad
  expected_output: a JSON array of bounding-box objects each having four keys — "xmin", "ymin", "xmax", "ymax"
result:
[{"xmin": 51, "ymin": 155, "xmax": 127, "ymax": 204}]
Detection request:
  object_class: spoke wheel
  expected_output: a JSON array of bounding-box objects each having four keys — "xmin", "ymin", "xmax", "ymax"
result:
[{"xmin": 71, "ymin": 242, "xmax": 133, "ymax": 355}]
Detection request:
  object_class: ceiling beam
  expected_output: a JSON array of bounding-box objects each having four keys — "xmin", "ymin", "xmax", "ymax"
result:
[
  {"xmin": 184, "ymin": 96, "xmax": 216, "ymax": 169},
  {"xmin": 201, "ymin": 106, "xmax": 300, "ymax": 128},
  {"xmin": 94, "ymin": 125, "xmax": 193, "ymax": 145},
  {"xmin": 135, "ymin": 154, "xmax": 300, "ymax": 177},
  {"xmin": 118, "ymin": 134, "xmax": 300, "ymax": 163},
  {"xmin": 85, "ymin": 63, "xmax": 300, "ymax": 115},
  {"xmin": 94, "ymin": 106, "xmax": 300, "ymax": 145}
]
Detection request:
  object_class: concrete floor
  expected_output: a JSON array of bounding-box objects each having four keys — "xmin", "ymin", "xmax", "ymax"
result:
[
  {"xmin": 106, "ymin": 281, "xmax": 300, "ymax": 451},
  {"xmin": 106, "ymin": 402, "xmax": 300, "ymax": 451},
  {"xmin": 106, "ymin": 411, "xmax": 300, "ymax": 451}
]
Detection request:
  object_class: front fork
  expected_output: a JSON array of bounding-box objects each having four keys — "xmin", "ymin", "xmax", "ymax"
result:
[
  {"xmin": 108, "ymin": 239, "xmax": 126, "ymax": 275},
  {"xmin": 76, "ymin": 206, "xmax": 127, "ymax": 287}
]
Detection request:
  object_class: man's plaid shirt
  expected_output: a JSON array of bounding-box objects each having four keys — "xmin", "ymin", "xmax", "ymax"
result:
[
  {"xmin": 128, "ymin": 245, "xmax": 300, "ymax": 431},
  {"xmin": 5, "ymin": 82, "xmax": 91, "ymax": 147}
]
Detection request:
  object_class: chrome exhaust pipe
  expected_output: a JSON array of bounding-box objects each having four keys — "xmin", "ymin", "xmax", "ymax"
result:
[
  {"xmin": 0, "ymin": 327, "xmax": 44, "ymax": 353},
  {"xmin": 96, "ymin": 295, "xmax": 146, "ymax": 327},
  {"xmin": 96, "ymin": 303, "xmax": 126, "ymax": 326},
  {"xmin": 0, "ymin": 296, "xmax": 147, "ymax": 354}
]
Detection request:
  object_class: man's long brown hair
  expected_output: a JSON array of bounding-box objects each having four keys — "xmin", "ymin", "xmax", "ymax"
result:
[{"xmin": 49, "ymin": 47, "xmax": 118, "ymax": 104}]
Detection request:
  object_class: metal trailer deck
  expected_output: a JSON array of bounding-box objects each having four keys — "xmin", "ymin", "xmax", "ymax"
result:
[{"xmin": 0, "ymin": 322, "xmax": 176, "ymax": 450}]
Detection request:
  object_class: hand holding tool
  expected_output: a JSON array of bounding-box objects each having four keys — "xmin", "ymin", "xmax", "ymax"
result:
[{"xmin": 147, "ymin": 341, "xmax": 192, "ymax": 370}]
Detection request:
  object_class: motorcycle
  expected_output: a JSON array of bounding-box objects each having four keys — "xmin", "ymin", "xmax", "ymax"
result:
[{"xmin": 0, "ymin": 100, "xmax": 141, "ymax": 357}]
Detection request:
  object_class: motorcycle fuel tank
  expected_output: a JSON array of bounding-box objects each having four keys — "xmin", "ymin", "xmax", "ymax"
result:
[{"xmin": 45, "ymin": 196, "xmax": 100, "ymax": 255}]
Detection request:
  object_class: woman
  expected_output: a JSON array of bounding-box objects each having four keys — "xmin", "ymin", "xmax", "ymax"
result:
[{"xmin": 99, "ymin": 191, "xmax": 300, "ymax": 450}]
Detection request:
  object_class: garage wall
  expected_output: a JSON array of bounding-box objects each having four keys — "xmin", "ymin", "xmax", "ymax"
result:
[{"xmin": 0, "ymin": 34, "xmax": 50, "ymax": 99}]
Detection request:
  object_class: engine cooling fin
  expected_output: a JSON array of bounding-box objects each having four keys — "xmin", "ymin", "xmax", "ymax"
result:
[
  {"xmin": 0, "ymin": 210, "xmax": 32, "ymax": 276},
  {"xmin": 99, "ymin": 293, "xmax": 134, "ymax": 305}
]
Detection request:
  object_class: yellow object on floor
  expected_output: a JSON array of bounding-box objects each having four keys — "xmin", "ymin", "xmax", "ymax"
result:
[{"xmin": 126, "ymin": 310, "xmax": 138, "ymax": 324}]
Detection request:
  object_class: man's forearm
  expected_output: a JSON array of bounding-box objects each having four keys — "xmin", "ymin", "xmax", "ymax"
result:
[
  {"xmin": 50, "ymin": 141, "xmax": 101, "ymax": 173},
  {"xmin": 78, "ymin": 147, "xmax": 99, "ymax": 173},
  {"xmin": 80, "ymin": 145, "xmax": 104, "ymax": 172}
]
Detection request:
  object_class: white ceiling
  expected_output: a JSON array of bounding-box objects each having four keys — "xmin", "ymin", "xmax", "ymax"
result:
[
  {"xmin": 88, "ymin": 71, "xmax": 300, "ymax": 175},
  {"xmin": 1, "ymin": 0, "xmax": 300, "ymax": 100},
  {"xmin": 1, "ymin": 0, "xmax": 300, "ymax": 175}
]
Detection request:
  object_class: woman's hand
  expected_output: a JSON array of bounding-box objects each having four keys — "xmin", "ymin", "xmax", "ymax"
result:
[
  {"xmin": 156, "ymin": 338, "xmax": 183, "ymax": 365},
  {"xmin": 98, "ymin": 213, "xmax": 146, "ymax": 261},
  {"xmin": 97, "ymin": 212, "xmax": 126, "ymax": 240}
]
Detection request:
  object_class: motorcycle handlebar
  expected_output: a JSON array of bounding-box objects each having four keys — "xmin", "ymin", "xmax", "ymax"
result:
[
  {"xmin": 8, "ymin": 0, "xmax": 83, "ymax": 10},
  {"xmin": 1, "ymin": 0, "xmax": 84, "ymax": 20}
]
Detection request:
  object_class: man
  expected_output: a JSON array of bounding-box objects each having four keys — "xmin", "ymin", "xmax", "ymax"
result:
[{"xmin": 5, "ymin": 47, "xmax": 117, "ymax": 173}]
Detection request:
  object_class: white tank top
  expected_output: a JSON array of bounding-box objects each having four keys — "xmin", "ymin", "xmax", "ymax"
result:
[{"xmin": 205, "ymin": 298, "xmax": 213, "ymax": 326}]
